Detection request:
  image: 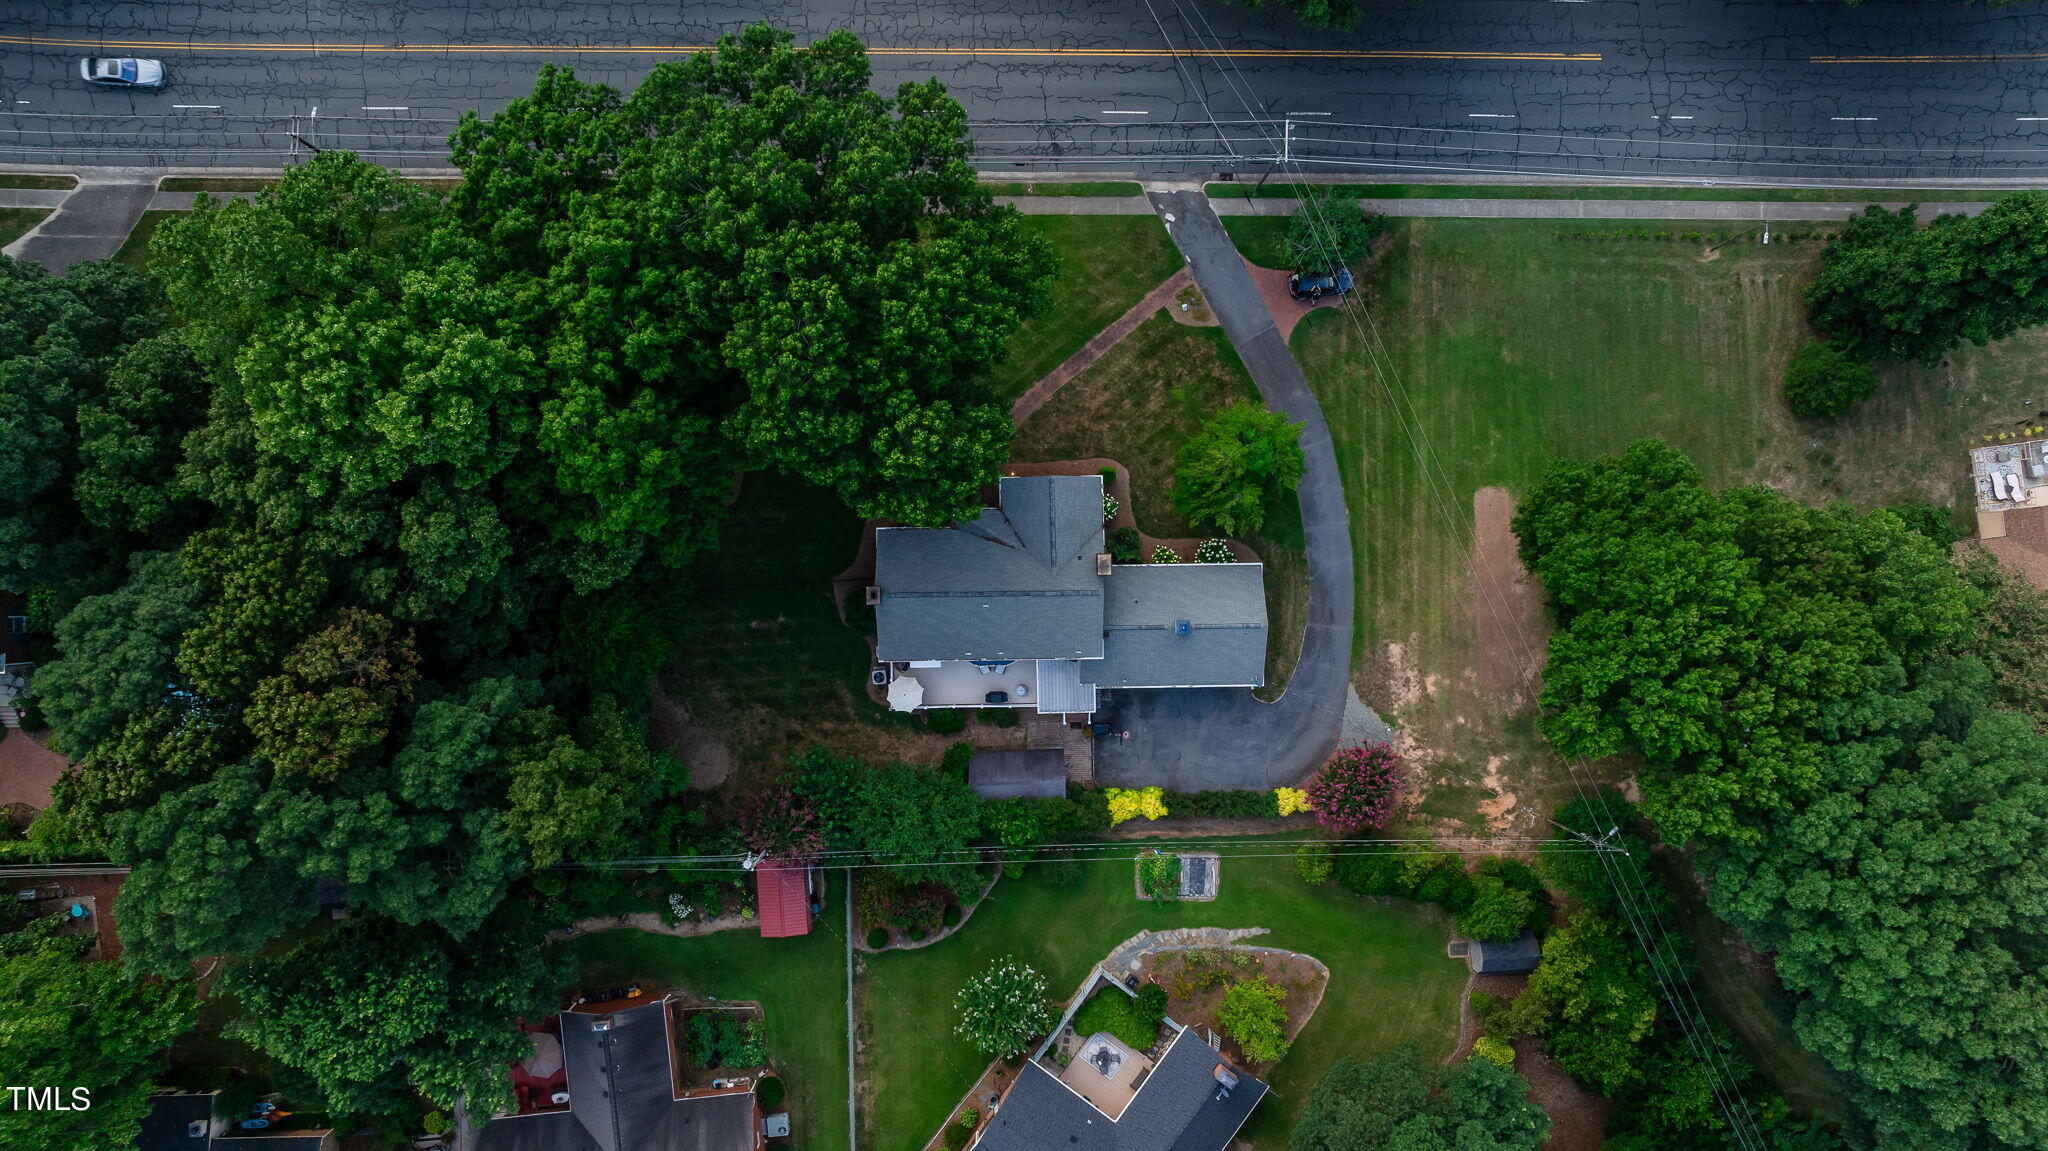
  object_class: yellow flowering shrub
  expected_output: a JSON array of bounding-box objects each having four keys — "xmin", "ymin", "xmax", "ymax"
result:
[
  {"xmin": 1105, "ymin": 786, "xmax": 1170, "ymax": 826},
  {"xmin": 1274, "ymin": 787, "xmax": 1312, "ymax": 817}
]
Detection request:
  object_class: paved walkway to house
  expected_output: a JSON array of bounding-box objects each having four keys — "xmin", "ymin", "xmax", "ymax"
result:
[
  {"xmin": 1011, "ymin": 266, "xmax": 1193, "ymax": 428},
  {"xmin": 2, "ymin": 173, "xmax": 158, "ymax": 272},
  {"xmin": 999, "ymin": 194, "xmax": 1997, "ymax": 221},
  {"xmin": 1093, "ymin": 187, "xmax": 1358, "ymax": 792}
]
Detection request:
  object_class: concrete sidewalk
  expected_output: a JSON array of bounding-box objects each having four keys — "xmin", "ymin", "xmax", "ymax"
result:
[{"xmin": 999, "ymin": 195, "xmax": 1994, "ymax": 221}]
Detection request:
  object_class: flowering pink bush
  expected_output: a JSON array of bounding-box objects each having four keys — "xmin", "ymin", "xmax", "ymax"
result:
[{"xmin": 1304, "ymin": 742, "xmax": 1405, "ymax": 831}]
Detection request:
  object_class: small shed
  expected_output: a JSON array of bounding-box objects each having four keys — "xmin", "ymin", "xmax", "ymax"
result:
[
  {"xmin": 968, "ymin": 748, "xmax": 1068, "ymax": 800},
  {"xmin": 1467, "ymin": 930, "xmax": 1541, "ymax": 974},
  {"xmin": 755, "ymin": 858, "xmax": 813, "ymax": 939}
]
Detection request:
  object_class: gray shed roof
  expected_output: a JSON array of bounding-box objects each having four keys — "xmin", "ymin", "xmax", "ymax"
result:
[
  {"xmin": 972, "ymin": 1027, "xmax": 1267, "ymax": 1151},
  {"xmin": 969, "ymin": 749, "xmax": 1069, "ymax": 800},
  {"xmin": 1468, "ymin": 931, "xmax": 1542, "ymax": 974},
  {"xmin": 1084, "ymin": 565, "xmax": 1267, "ymax": 689},
  {"xmin": 136, "ymin": 1093, "xmax": 213, "ymax": 1151},
  {"xmin": 875, "ymin": 476, "xmax": 1106, "ymax": 662}
]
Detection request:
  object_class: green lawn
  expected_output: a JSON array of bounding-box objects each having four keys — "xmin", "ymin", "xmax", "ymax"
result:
[
  {"xmin": 0, "ymin": 173, "xmax": 75, "ymax": 190},
  {"xmin": 561, "ymin": 871, "xmax": 852, "ymax": 1151},
  {"xmin": 1208, "ymin": 181, "xmax": 2011, "ymax": 203},
  {"xmin": 660, "ymin": 471, "xmax": 943, "ymax": 777},
  {"xmin": 1219, "ymin": 216, "xmax": 1296, "ymax": 271},
  {"xmin": 113, "ymin": 209, "xmax": 177, "ymax": 269},
  {"xmin": 974, "ymin": 215, "xmax": 1184, "ymax": 403},
  {"xmin": 1010, "ymin": 312, "xmax": 1309, "ymax": 699},
  {"xmin": 982, "ymin": 181, "xmax": 1143, "ymax": 198},
  {"xmin": 859, "ymin": 844, "xmax": 1464, "ymax": 1151},
  {"xmin": 0, "ymin": 208, "xmax": 48, "ymax": 248}
]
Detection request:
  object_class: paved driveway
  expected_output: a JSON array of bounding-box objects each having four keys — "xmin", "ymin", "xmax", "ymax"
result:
[
  {"xmin": 1093, "ymin": 187, "xmax": 1359, "ymax": 791},
  {"xmin": 3, "ymin": 176, "xmax": 156, "ymax": 272}
]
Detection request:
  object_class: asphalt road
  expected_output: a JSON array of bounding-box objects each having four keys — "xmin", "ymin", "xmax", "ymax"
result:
[{"xmin": 6, "ymin": 0, "xmax": 2048, "ymax": 181}]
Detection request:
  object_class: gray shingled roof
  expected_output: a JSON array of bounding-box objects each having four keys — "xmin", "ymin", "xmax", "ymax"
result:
[
  {"xmin": 476, "ymin": 1000, "xmax": 758, "ymax": 1151},
  {"xmin": 875, "ymin": 476, "xmax": 1106, "ymax": 662},
  {"xmin": 972, "ymin": 1027, "xmax": 1267, "ymax": 1151},
  {"xmin": 1469, "ymin": 931, "xmax": 1542, "ymax": 974},
  {"xmin": 1084, "ymin": 565, "xmax": 1267, "ymax": 689},
  {"xmin": 969, "ymin": 749, "xmax": 1069, "ymax": 800}
]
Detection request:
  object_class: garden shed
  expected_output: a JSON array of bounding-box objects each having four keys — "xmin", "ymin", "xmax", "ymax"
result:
[{"xmin": 1466, "ymin": 930, "xmax": 1541, "ymax": 974}]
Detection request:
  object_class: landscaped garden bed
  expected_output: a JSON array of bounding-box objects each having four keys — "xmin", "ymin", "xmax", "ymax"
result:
[{"xmin": 1137, "ymin": 947, "xmax": 1328, "ymax": 1070}]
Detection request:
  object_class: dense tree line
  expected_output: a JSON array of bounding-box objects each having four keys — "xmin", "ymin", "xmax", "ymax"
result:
[
  {"xmin": 1292, "ymin": 1045, "xmax": 1549, "ymax": 1151},
  {"xmin": 0, "ymin": 23, "xmax": 1051, "ymax": 1135},
  {"xmin": 1519, "ymin": 439, "xmax": 2048, "ymax": 1150}
]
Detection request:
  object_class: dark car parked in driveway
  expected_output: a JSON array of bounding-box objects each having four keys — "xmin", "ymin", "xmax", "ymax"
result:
[{"xmin": 1288, "ymin": 267, "xmax": 1353, "ymax": 301}]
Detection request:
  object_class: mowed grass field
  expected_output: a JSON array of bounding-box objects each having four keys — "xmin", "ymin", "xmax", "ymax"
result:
[
  {"xmin": 973, "ymin": 215, "xmax": 1185, "ymax": 403},
  {"xmin": 859, "ymin": 845, "xmax": 1464, "ymax": 1151},
  {"xmin": 561, "ymin": 872, "xmax": 853, "ymax": 1151}
]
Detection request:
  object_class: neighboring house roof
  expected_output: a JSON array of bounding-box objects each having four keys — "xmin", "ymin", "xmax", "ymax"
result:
[
  {"xmin": 875, "ymin": 476, "xmax": 1108, "ymax": 662},
  {"xmin": 211, "ymin": 1137, "xmax": 333, "ymax": 1150},
  {"xmin": 1468, "ymin": 931, "xmax": 1541, "ymax": 974},
  {"xmin": 968, "ymin": 749, "xmax": 1069, "ymax": 800},
  {"xmin": 136, "ymin": 1093, "xmax": 213, "ymax": 1151},
  {"xmin": 755, "ymin": 860, "xmax": 812, "ymax": 938},
  {"xmin": 1085, "ymin": 565, "xmax": 1267, "ymax": 689},
  {"xmin": 477, "ymin": 999, "xmax": 759, "ymax": 1151},
  {"xmin": 974, "ymin": 1027, "xmax": 1267, "ymax": 1151}
]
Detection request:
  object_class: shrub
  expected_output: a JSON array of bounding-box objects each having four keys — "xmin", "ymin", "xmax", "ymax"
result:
[
  {"xmin": 1103, "ymin": 493, "xmax": 1120, "ymax": 520},
  {"xmin": 1104, "ymin": 786, "xmax": 1168, "ymax": 825},
  {"xmin": 1107, "ymin": 526, "xmax": 1142, "ymax": 564},
  {"xmin": 1275, "ymin": 787, "xmax": 1311, "ymax": 817},
  {"xmin": 981, "ymin": 707, "xmax": 1019, "ymax": 728},
  {"xmin": 926, "ymin": 708, "xmax": 966, "ymax": 735},
  {"xmin": 1169, "ymin": 789, "xmax": 1276, "ymax": 818},
  {"xmin": 1472, "ymin": 1035, "xmax": 1517, "ymax": 1068},
  {"xmin": 908, "ymin": 926, "xmax": 928, "ymax": 942},
  {"xmin": 1783, "ymin": 340, "xmax": 1880, "ymax": 417},
  {"xmin": 941, "ymin": 741, "xmax": 974, "ymax": 781},
  {"xmin": 1473, "ymin": 856, "xmax": 1550, "ymax": 935},
  {"xmin": 1457, "ymin": 874, "xmax": 1539, "ymax": 943},
  {"xmin": 1293, "ymin": 842, "xmax": 1334, "ymax": 886},
  {"xmin": 866, "ymin": 927, "xmax": 889, "ymax": 949},
  {"xmin": 757, "ymin": 1076, "xmax": 785, "ymax": 1110},
  {"xmin": 1137, "ymin": 850, "xmax": 1181, "ymax": 901},
  {"xmin": 1286, "ymin": 185, "xmax": 1385, "ymax": 269},
  {"xmin": 1072, "ymin": 987, "xmax": 1164, "ymax": 1049},
  {"xmin": 421, "ymin": 1111, "xmax": 449, "ymax": 1135},
  {"xmin": 942, "ymin": 904, "xmax": 962, "ymax": 928},
  {"xmin": 688, "ymin": 1013, "xmax": 766, "ymax": 1069},
  {"xmin": 1305, "ymin": 743, "xmax": 1405, "ymax": 831},
  {"xmin": 1218, "ymin": 976, "xmax": 1290, "ymax": 1063},
  {"xmin": 955, "ymin": 957, "xmax": 1057, "ymax": 1058},
  {"xmin": 1195, "ymin": 538, "xmax": 1235, "ymax": 564},
  {"xmin": 1099, "ymin": 466, "xmax": 1116, "ymax": 482},
  {"xmin": 1039, "ymin": 851, "xmax": 1084, "ymax": 886},
  {"xmin": 1151, "ymin": 544, "xmax": 1181, "ymax": 563}
]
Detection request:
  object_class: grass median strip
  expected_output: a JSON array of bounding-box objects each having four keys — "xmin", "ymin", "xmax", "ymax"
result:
[{"xmin": 1207, "ymin": 181, "xmax": 2004, "ymax": 203}]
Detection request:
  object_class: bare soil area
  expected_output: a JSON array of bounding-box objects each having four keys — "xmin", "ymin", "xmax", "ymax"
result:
[
  {"xmin": 1137, "ymin": 947, "xmax": 1327, "ymax": 1073},
  {"xmin": 1472, "ymin": 487, "xmax": 1545, "ymax": 699}
]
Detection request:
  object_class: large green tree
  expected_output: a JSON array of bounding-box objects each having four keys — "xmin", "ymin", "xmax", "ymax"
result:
[
  {"xmin": 0, "ymin": 914, "xmax": 195, "ymax": 1151},
  {"xmin": 448, "ymin": 27, "xmax": 1055, "ymax": 527},
  {"xmin": 1292, "ymin": 1046, "xmax": 1548, "ymax": 1151},
  {"xmin": 224, "ymin": 909, "xmax": 565, "ymax": 1115},
  {"xmin": 1807, "ymin": 194, "xmax": 2048, "ymax": 367},
  {"xmin": 1171, "ymin": 401, "xmax": 1307, "ymax": 537}
]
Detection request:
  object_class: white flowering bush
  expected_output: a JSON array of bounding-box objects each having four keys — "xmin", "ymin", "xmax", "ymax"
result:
[
  {"xmin": 1103, "ymin": 493, "xmax": 1120, "ymax": 520},
  {"xmin": 955, "ymin": 956, "xmax": 1057, "ymax": 1057},
  {"xmin": 1196, "ymin": 538, "xmax": 1234, "ymax": 563},
  {"xmin": 1151, "ymin": 544, "xmax": 1181, "ymax": 564},
  {"xmin": 668, "ymin": 893, "xmax": 695, "ymax": 921}
]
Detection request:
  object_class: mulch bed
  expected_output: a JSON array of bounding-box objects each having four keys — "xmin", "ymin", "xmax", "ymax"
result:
[
  {"xmin": 1450, "ymin": 971, "xmax": 1612, "ymax": 1151},
  {"xmin": 1135, "ymin": 948, "xmax": 1327, "ymax": 1071}
]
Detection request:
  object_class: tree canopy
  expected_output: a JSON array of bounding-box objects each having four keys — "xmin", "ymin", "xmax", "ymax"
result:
[
  {"xmin": 1292, "ymin": 1047, "xmax": 1549, "ymax": 1151},
  {"xmin": 1171, "ymin": 401, "xmax": 1308, "ymax": 537}
]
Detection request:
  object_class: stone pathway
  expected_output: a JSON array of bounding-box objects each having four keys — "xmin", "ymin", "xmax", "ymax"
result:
[
  {"xmin": 1102, "ymin": 925, "xmax": 1270, "ymax": 973},
  {"xmin": 1010, "ymin": 266, "xmax": 1193, "ymax": 427}
]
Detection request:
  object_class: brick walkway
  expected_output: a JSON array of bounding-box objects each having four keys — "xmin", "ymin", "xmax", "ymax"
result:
[{"xmin": 1010, "ymin": 266, "xmax": 1193, "ymax": 428}]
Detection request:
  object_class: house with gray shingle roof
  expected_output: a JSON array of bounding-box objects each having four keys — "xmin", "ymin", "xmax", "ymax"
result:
[{"xmin": 873, "ymin": 475, "xmax": 1266, "ymax": 717}]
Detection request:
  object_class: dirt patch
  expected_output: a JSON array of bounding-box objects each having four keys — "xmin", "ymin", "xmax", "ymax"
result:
[
  {"xmin": 1515, "ymin": 1036, "xmax": 1613, "ymax": 1151},
  {"xmin": 1471, "ymin": 488, "xmax": 1545, "ymax": 700},
  {"xmin": 646, "ymin": 685, "xmax": 733, "ymax": 791}
]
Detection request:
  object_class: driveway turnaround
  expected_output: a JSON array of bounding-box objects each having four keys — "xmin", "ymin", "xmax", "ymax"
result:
[
  {"xmin": 3, "ymin": 176, "xmax": 155, "ymax": 272},
  {"xmin": 1093, "ymin": 187, "xmax": 1357, "ymax": 792}
]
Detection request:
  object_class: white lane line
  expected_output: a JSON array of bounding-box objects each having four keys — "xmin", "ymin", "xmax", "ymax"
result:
[
  {"xmin": 1830, "ymin": 116, "xmax": 1878, "ymax": 121},
  {"xmin": 1654, "ymin": 114, "xmax": 1695, "ymax": 120},
  {"xmin": 362, "ymin": 105, "xmax": 410, "ymax": 111},
  {"xmin": 1100, "ymin": 109, "xmax": 1148, "ymax": 115},
  {"xmin": 1290, "ymin": 111, "xmax": 1333, "ymax": 117},
  {"xmin": 1468, "ymin": 113, "xmax": 1516, "ymax": 119},
  {"xmin": 2021, "ymin": 117, "xmax": 2048, "ymax": 122},
  {"xmin": 172, "ymin": 104, "xmax": 222, "ymax": 110}
]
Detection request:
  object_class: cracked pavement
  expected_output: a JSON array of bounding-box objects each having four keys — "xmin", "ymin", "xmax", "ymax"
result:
[{"xmin": 5, "ymin": 1, "xmax": 2048, "ymax": 180}]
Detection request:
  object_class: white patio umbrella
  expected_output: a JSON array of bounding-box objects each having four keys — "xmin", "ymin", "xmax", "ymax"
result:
[
  {"xmin": 886, "ymin": 674, "xmax": 925, "ymax": 712},
  {"xmin": 522, "ymin": 1032, "xmax": 564, "ymax": 1078}
]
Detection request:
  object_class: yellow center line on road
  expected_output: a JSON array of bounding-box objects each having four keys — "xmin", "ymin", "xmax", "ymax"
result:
[
  {"xmin": 1813, "ymin": 51, "xmax": 2048, "ymax": 64},
  {"xmin": 0, "ymin": 32, "xmax": 1599, "ymax": 63}
]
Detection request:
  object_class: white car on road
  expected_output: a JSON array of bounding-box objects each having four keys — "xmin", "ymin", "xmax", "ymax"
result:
[{"xmin": 79, "ymin": 57, "xmax": 167, "ymax": 89}]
